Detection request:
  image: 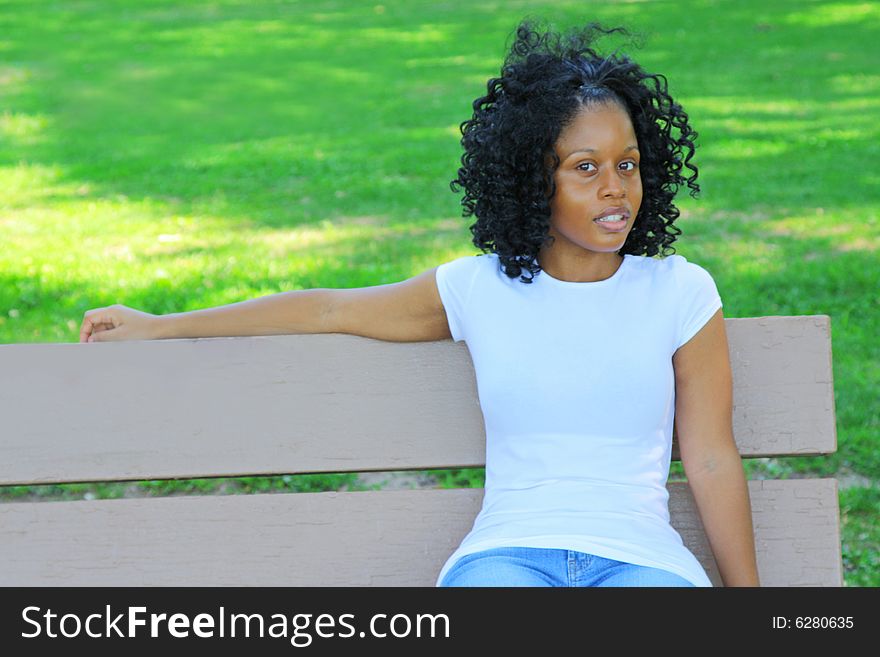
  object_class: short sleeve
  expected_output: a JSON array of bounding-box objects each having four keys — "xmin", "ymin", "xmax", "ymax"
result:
[
  {"xmin": 435, "ymin": 255, "xmax": 480, "ymax": 343},
  {"xmin": 673, "ymin": 256, "xmax": 723, "ymax": 350}
]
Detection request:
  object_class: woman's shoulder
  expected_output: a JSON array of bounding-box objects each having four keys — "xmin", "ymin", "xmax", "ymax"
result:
[
  {"xmin": 435, "ymin": 252, "xmax": 497, "ymax": 296},
  {"xmin": 626, "ymin": 253, "xmax": 719, "ymax": 293},
  {"xmin": 627, "ymin": 253, "xmax": 713, "ymax": 276},
  {"xmin": 626, "ymin": 252, "xmax": 683, "ymax": 268},
  {"xmin": 437, "ymin": 251, "xmax": 496, "ymax": 275}
]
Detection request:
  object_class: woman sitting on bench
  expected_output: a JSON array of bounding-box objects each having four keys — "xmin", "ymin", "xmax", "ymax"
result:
[{"xmin": 80, "ymin": 18, "xmax": 760, "ymax": 588}]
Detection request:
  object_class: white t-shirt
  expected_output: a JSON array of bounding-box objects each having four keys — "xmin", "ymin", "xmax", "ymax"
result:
[{"xmin": 433, "ymin": 251, "xmax": 723, "ymax": 587}]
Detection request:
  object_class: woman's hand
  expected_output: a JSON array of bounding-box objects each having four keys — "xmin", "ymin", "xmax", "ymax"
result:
[{"xmin": 79, "ymin": 304, "xmax": 162, "ymax": 343}]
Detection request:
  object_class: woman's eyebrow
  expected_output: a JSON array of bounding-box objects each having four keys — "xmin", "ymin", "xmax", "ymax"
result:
[{"xmin": 565, "ymin": 144, "xmax": 640, "ymax": 158}]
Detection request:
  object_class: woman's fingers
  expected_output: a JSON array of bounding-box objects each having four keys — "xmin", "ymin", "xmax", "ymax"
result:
[
  {"xmin": 80, "ymin": 307, "xmax": 119, "ymax": 343},
  {"xmin": 79, "ymin": 305, "xmax": 159, "ymax": 342},
  {"xmin": 88, "ymin": 323, "xmax": 118, "ymax": 341}
]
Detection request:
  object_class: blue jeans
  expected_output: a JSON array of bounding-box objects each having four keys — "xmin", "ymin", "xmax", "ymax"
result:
[{"xmin": 439, "ymin": 546, "xmax": 696, "ymax": 587}]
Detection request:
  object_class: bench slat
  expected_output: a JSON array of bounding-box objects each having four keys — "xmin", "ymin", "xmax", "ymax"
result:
[
  {"xmin": 0, "ymin": 315, "xmax": 835, "ymax": 485},
  {"xmin": 0, "ymin": 479, "xmax": 841, "ymax": 587}
]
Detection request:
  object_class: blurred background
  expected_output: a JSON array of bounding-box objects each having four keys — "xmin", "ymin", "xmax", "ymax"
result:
[{"xmin": 1, "ymin": 0, "xmax": 876, "ymax": 585}]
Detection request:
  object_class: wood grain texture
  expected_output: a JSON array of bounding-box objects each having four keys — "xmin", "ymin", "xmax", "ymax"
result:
[
  {"xmin": 0, "ymin": 480, "xmax": 841, "ymax": 587},
  {"xmin": 697, "ymin": 315, "xmax": 837, "ymax": 459},
  {"xmin": 0, "ymin": 315, "xmax": 835, "ymax": 485}
]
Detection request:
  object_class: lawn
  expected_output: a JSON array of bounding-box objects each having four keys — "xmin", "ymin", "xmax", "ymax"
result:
[{"xmin": 1, "ymin": 0, "xmax": 877, "ymax": 585}]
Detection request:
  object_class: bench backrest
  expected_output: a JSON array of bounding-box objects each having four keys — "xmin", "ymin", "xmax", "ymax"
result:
[{"xmin": 0, "ymin": 315, "xmax": 841, "ymax": 586}]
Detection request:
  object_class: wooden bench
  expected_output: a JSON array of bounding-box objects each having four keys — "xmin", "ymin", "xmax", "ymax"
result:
[{"xmin": 0, "ymin": 315, "xmax": 842, "ymax": 586}]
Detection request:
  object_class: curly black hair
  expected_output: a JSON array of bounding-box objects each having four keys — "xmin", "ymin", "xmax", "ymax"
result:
[{"xmin": 450, "ymin": 19, "xmax": 700, "ymax": 283}]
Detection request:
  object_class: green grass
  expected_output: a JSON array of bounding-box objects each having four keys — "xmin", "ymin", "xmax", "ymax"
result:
[{"xmin": 1, "ymin": 0, "xmax": 877, "ymax": 585}]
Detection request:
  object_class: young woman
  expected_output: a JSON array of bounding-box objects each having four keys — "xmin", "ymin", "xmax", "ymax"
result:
[{"xmin": 79, "ymin": 20, "xmax": 760, "ymax": 587}]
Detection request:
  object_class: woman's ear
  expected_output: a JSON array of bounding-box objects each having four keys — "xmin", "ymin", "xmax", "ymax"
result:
[{"xmin": 542, "ymin": 150, "xmax": 559, "ymax": 200}]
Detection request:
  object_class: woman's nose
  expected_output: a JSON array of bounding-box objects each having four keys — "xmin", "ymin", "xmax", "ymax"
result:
[{"xmin": 599, "ymin": 170, "xmax": 626, "ymax": 197}]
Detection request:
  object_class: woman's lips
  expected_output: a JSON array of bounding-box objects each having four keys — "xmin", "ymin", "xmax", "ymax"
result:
[{"xmin": 593, "ymin": 217, "xmax": 627, "ymax": 232}]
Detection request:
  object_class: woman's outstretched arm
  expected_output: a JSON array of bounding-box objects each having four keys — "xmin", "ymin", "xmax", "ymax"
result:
[
  {"xmin": 672, "ymin": 309, "xmax": 761, "ymax": 587},
  {"xmin": 80, "ymin": 266, "xmax": 452, "ymax": 343}
]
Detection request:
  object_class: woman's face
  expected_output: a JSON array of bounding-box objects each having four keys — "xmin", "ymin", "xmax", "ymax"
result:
[{"xmin": 545, "ymin": 101, "xmax": 643, "ymax": 257}]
